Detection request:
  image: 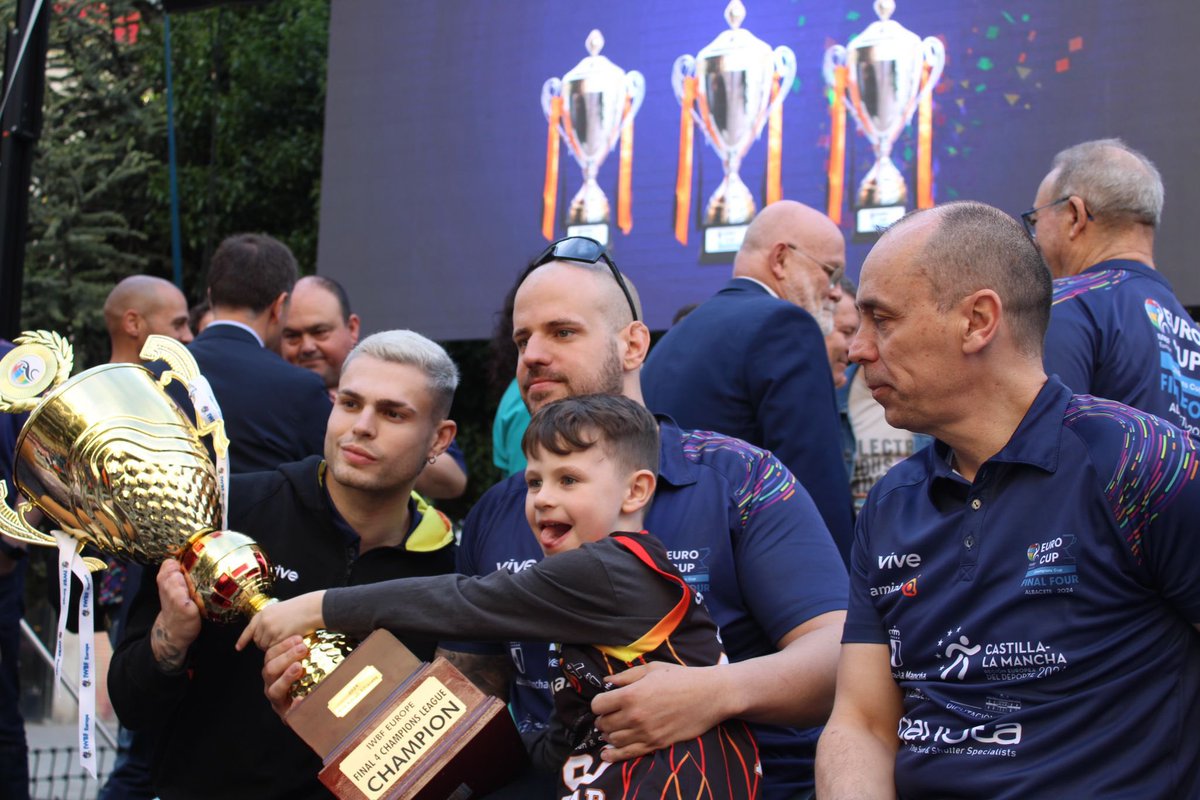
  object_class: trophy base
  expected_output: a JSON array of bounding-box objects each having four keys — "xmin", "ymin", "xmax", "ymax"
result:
[
  {"xmin": 856, "ymin": 158, "xmax": 908, "ymax": 209},
  {"xmin": 853, "ymin": 205, "xmax": 907, "ymax": 241},
  {"xmin": 704, "ymin": 174, "xmax": 756, "ymax": 227},
  {"xmin": 288, "ymin": 630, "xmax": 526, "ymax": 800},
  {"xmin": 567, "ymin": 222, "xmax": 609, "ymax": 246},
  {"xmin": 700, "ymin": 224, "xmax": 750, "ymax": 263},
  {"xmin": 567, "ymin": 180, "xmax": 611, "ymax": 230}
]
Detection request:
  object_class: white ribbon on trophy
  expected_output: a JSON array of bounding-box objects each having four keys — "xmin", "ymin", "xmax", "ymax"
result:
[{"xmin": 53, "ymin": 530, "xmax": 97, "ymax": 778}]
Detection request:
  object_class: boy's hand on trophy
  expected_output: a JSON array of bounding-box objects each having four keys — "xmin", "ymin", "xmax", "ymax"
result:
[
  {"xmin": 151, "ymin": 559, "xmax": 202, "ymax": 673},
  {"xmin": 260, "ymin": 635, "xmax": 310, "ymax": 718},
  {"xmin": 235, "ymin": 590, "xmax": 326, "ymax": 653}
]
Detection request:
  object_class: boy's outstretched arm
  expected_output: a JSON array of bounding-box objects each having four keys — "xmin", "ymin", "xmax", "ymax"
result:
[
  {"xmin": 236, "ymin": 590, "xmax": 327, "ymax": 652},
  {"xmin": 591, "ymin": 609, "xmax": 844, "ymax": 761}
]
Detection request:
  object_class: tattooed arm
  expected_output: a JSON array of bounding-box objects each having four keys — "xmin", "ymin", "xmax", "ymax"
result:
[
  {"xmin": 109, "ymin": 560, "xmax": 201, "ymax": 729},
  {"xmin": 149, "ymin": 560, "xmax": 202, "ymax": 672}
]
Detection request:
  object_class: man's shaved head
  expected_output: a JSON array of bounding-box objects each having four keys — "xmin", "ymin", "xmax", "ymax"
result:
[
  {"xmin": 105, "ymin": 275, "xmax": 193, "ymax": 361},
  {"xmin": 738, "ymin": 199, "xmax": 842, "ymax": 259}
]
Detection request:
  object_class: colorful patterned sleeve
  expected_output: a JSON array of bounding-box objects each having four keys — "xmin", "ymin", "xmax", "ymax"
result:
[
  {"xmin": 1065, "ymin": 396, "xmax": 1200, "ymax": 621},
  {"xmin": 683, "ymin": 431, "xmax": 848, "ymax": 641}
]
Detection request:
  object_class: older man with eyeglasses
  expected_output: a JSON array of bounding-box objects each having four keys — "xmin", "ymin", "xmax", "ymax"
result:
[
  {"xmin": 643, "ymin": 200, "xmax": 855, "ymax": 562},
  {"xmin": 1026, "ymin": 139, "xmax": 1200, "ymax": 434}
]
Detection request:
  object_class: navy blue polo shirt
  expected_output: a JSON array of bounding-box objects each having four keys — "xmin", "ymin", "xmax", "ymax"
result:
[
  {"xmin": 1046, "ymin": 259, "xmax": 1200, "ymax": 435},
  {"xmin": 454, "ymin": 417, "xmax": 848, "ymax": 798},
  {"xmin": 845, "ymin": 378, "xmax": 1200, "ymax": 798}
]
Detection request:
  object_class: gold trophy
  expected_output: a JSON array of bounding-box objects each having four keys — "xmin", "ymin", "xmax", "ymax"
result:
[
  {"xmin": 0, "ymin": 331, "xmax": 527, "ymax": 798},
  {"xmin": 0, "ymin": 330, "xmax": 351, "ymax": 694}
]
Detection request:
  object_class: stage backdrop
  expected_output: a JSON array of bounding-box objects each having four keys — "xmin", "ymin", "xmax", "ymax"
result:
[{"xmin": 318, "ymin": 0, "xmax": 1200, "ymax": 340}]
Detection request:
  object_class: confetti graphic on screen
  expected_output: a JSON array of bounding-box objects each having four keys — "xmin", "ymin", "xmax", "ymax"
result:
[
  {"xmin": 920, "ymin": 7, "xmax": 1089, "ymax": 200},
  {"xmin": 814, "ymin": 5, "xmax": 1091, "ymax": 212}
]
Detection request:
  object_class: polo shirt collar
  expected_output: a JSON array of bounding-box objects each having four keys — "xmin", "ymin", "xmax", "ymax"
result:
[
  {"xmin": 654, "ymin": 414, "xmax": 701, "ymax": 488},
  {"xmin": 926, "ymin": 377, "xmax": 1069, "ymax": 496}
]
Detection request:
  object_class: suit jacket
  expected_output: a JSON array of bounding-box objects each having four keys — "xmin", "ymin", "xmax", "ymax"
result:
[
  {"xmin": 643, "ymin": 278, "xmax": 853, "ymax": 561},
  {"xmin": 189, "ymin": 324, "xmax": 331, "ymax": 473}
]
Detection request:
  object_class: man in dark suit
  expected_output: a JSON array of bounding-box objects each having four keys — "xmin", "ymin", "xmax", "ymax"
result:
[
  {"xmin": 643, "ymin": 200, "xmax": 854, "ymax": 561},
  {"xmin": 190, "ymin": 233, "xmax": 331, "ymax": 473}
]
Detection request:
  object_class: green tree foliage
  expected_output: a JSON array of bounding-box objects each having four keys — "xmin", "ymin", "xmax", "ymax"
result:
[
  {"xmin": 17, "ymin": 0, "xmax": 158, "ymax": 367},
  {"xmin": 12, "ymin": 0, "xmax": 329, "ymax": 368}
]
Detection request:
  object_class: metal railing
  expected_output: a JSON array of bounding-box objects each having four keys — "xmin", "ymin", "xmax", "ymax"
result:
[
  {"xmin": 21, "ymin": 618, "xmax": 119, "ymax": 798},
  {"xmin": 28, "ymin": 745, "xmax": 115, "ymax": 800}
]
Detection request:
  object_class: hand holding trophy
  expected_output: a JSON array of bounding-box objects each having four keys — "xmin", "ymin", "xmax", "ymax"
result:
[
  {"xmin": 0, "ymin": 330, "xmax": 524, "ymax": 798},
  {"xmin": 0, "ymin": 330, "xmax": 354, "ymax": 694}
]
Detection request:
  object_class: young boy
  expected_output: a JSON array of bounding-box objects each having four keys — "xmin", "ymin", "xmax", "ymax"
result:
[{"xmin": 239, "ymin": 394, "xmax": 761, "ymax": 799}]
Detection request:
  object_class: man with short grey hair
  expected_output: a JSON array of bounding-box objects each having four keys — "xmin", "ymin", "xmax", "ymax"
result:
[
  {"xmin": 1025, "ymin": 139, "xmax": 1199, "ymax": 433},
  {"xmin": 109, "ymin": 329, "xmax": 459, "ymax": 800},
  {"xmin": 816, "ymin": 201, "xmax": 1200, "ymax": 798}
]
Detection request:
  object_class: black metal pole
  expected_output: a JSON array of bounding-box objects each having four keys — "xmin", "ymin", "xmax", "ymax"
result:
[{"xmin": 0, "ymin": 0, "xmax": 49, "ymax": 341}]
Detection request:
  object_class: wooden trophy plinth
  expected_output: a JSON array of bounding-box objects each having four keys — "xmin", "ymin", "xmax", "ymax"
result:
[{"xmin": 286, "ymin": 630, "xmax": 527, "ymax": 799}]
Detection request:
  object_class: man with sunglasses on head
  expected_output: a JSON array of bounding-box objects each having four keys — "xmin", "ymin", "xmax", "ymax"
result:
[
  {"xmin": 435, "ymin": 236, "xmax": 847, "ymax": 799},
  {"xmin": 1028, "ymin": 139, "xmax": 1200, "ymax": 435},
  {"xmin": 643, "ymin": 200, "xmax": 855, "ymax": 562}
]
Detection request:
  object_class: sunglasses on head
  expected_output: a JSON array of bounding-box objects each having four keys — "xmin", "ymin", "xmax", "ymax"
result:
[{"xmin": 528, "ymin": 237, "xmax": 639, "ymax": 322}]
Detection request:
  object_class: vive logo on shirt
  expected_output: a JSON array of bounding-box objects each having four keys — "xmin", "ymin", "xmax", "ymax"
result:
[
  {"xmin": 272, "ymin": 564, "xmax": 299, "ymax": 582},
  {"xmin": 878, "ymin": 551, "xmax": 922, "ymax": 570},
  {"xmin": 497, "ymin": 558, "xmax": 538, "ymax": 573}
]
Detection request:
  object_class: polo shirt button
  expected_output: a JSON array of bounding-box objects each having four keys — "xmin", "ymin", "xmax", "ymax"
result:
[
  {"xmin": 970, "ymin": 498, "xmax": 982, "ymax": 510},
  {"xmin": 964, "ymin": 534, "xmax": 975, "ymax": 549}
]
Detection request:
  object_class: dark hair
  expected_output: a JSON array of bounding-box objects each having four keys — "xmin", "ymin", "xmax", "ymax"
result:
[
  {"xmin": 304, "ymin": 275, "xmax": 353, "ymax": 322},
  {"xmin": 487, "ymin": 267, "xmax": 525, "ymax": 403},
  {"xmin": 522, "ymin": 394, "xmax": 658, "ymax": 474},
  {"xmin": 886, "ymin": 201, "xmax": 1052, "ymax": 356},
  {"xmin": 188, "ymin": 299, "xmax": 210, "ymax": 335},
  {"xmin": 207, "ymin": 233, "xmax": 299, "ymax": 313}
]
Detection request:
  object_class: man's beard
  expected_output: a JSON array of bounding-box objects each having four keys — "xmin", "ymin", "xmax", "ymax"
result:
[
  {"xmin": 815, "ymin": 303, "xmax": 835, "ymax": 336},
  {"xmin": 523, "ymin": 339, "xmax": 625, "ymax": 412}
]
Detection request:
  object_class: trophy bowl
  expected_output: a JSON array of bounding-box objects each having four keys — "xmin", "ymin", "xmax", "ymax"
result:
[{"xmin": 0, "ymin": 332, "xmax": 351, "ymax": 695}]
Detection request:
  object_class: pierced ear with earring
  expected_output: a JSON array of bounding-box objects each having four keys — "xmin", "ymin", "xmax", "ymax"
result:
[{"xmin": 427, "ymin": 455, "xmax": 437, "ymax": 465}]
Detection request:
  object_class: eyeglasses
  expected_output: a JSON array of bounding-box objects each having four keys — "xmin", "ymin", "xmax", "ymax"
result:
[
  {"xmin": 1019, "ymin": 196, "xmax": 1073, "ymax": 240},
  {"xmin": 528, "ymin": 236, "xmax": 639, "ymax": 322},
  {"xmin": 786, "ymin": 244, "xmax": 845, "ymax": 289}
]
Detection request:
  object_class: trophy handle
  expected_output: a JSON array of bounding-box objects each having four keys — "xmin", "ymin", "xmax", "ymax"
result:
[
  {"xmin": 624, "ymin": 70, "xmax": 646, "ymax": 121},
  {"xmin": 770, "ymin": 46, "xmax": 797, "ymax": 119},
  {"xmin": 822, "ymin": 44, "xmax": 847, "ymax": 92},
  {"xmin": 0, "ymin": 480, "xmax": 55, "ymax": 549},
  {"xmin": 671, "ymin": 54, "xmax": 695, "ymax": 106},
  {"xmin": 141, "ymin": 334, "xmax": 199, "ymax": 385},
  {"xmin": 541, "ymin": 77, "xmax": 561, "ymax": 122},
  {"xmin": 919, "ymin": 36, "xmax": 946, "ymax": 102}
]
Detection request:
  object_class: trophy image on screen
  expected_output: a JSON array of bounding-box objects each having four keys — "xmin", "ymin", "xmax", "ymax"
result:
[
  {"xmin": 823, "ymin": 0, "xmax": 944, "ymax": 238},
  {"xmin": 0, "ymin": 332, "xmax": 524, "ymax": 800},
  {"xmin": 541, "ymin": 29, "xmax": 645, "ymax": 246},
  {"xmin": 672, "ymin": 0, "xmax": 796, "ymax": 259}
]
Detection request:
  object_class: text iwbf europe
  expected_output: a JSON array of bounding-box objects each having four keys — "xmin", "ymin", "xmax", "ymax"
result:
[{"xmin": 339, "ymin": 677, "xmax": 466, "ymax": 799}]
